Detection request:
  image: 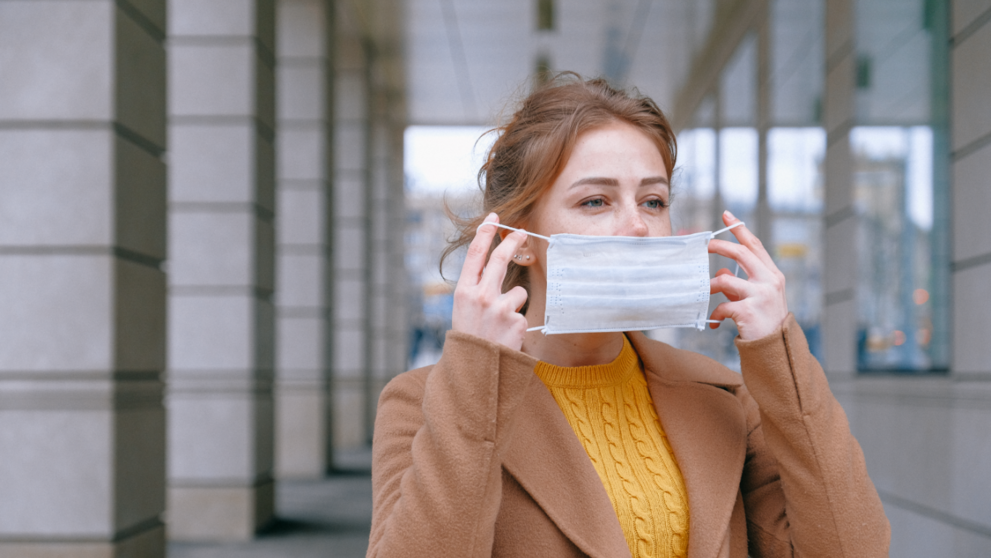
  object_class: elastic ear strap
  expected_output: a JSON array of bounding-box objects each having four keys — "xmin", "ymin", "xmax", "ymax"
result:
[
  {"xmin": 710, "ymin": 221, "xmax": 745, "ymax": 238},
  {"xmin": 476, "ymin": 221, "xmax": 551, "ymax": 241}
]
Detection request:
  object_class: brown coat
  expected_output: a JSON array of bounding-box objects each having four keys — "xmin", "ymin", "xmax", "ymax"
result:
[{"xmin": 368, "ymin": 315, "xmax": 890, "ymax": 557}]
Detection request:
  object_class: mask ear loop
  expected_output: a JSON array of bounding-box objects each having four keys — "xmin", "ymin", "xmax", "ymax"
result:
[
  {"xmin": 476, "ymin": 222, "xmax": 551, "ymax": 332},
  {"xmin": 710, "ymin": 221, "xmax": 745, "ymax": 276},
  {"xmin": 705, "ymin": 221, "xmax": 746, "ymax": 325},
  {"xmin": 475, "ymin": 221, "xmax": 552, "ymax": 242}
]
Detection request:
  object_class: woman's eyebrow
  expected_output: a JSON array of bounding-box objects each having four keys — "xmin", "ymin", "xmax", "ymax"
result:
[
  {"xmin": 569, "ymin": 176, "xmax": 669, "ymax": 188},
  {"xmin": 570, "ymin": 177, "xmax": 619, "ymax": 188},
  {"xmin": 639, "ymin": 176, "xmax": 669, "ymax": 186}
]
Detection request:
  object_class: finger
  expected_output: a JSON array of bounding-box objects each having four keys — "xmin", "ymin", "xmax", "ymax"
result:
[
  {"xmin": 459, "ymin": 213, "xmax": 499, "ymax": 285},
  {"xmin": 480, "ymin": 228, "xmax": 528, "ymax": 292},
  {"xmin": 708, "ymin": 238, "xmax": 769, "ymax": 281},
  {"xmin": 714, "ymin": 268, "xmax": 735, "ymax": 278},
  {"xmin": 721, "ymin": 211, "xmax": 778, "ymax": 271},
  {"xmin": 708, "ymin": 300, "xmax": 740, "ymax": 329},
  {"xmin": 505, "ymin": 285, "xmax": 529, "ymax": 312},
  {"xmin": 710, "ymin": 273, "xmax": 753, "ymax": 302}
]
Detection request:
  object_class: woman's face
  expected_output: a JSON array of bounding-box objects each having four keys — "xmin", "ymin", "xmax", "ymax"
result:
[{"xmin": 526, "ymin": 120, "xmax": 672, "ymax": 239}]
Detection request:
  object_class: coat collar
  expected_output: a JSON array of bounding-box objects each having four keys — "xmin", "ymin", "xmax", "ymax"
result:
[{"xmin": 503, "ymin": 333, "xmax": 748, "ymax": 558}]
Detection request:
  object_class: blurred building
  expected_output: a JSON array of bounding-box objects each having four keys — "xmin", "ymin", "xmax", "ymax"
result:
[
  {"xmin": 404, "ymin": 189, "xmax": 481, "ymax": 368},
  {"xmin": 1, "ymin": 0, "xmax": 990, "ymax": 556}
]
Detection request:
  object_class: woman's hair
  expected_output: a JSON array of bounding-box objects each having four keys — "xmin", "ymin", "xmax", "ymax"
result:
[{"xmin": 441, "ymin": 73, "xmax": 678, "ymax": 304}]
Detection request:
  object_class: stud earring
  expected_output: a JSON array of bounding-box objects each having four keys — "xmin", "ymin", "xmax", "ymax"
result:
[
  {"xmin": 514, "ymin": 254, "xmax": 521, "ymax": 260},
  {"xmin": 525, "ymin": 255, "xmax": 530, "ymax": 260}
]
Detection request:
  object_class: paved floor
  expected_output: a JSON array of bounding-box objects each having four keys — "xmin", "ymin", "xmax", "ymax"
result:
[{"xmin": 169, "ymin": 449, "xmax": 373, "ymax": 558}]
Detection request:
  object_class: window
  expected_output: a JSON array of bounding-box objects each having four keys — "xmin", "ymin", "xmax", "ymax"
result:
[{"xmin": 853, "ymin": 0, "xmax": 949, "ymax": 371}]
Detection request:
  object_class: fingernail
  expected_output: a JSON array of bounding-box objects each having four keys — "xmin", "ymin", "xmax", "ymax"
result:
[
  {"xmin": 724, "ymin": 210, "xmax": 735, "ymax": 221},
  {"xmin": 485, "ymin": 212, "xmax": 498, "ymax": 222}
]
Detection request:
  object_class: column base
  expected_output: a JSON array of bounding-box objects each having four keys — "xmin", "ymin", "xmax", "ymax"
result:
[
  {"xmin": 166, "ymin": 481, "xmax": 274, "ymax": 541},
  {"xmin": 0, "ymin": 524, "xmax": 164, "ymax": 558},
  {"xmin": 275, "ymin": 387, "xmax": 330, "ymax": 479}
]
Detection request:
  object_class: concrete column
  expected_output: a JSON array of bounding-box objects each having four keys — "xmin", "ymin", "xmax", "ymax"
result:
[
  {"xmin": 274, "ymin": 0, "xmax": 335, "ymax": 479},
  {"xmin": 166, "ymin": 0, "xmax": 277, "ymax": 540},
  {"xmin": 0, "ymin": 1, "xmax": 167, "ymax": 556},
  {"xmin": 360, "ymin": 0, "xmax": 409, "ymax": 439},
  {"xmin": 755, "ymin": 6, "xmax": 772, "ymax": 245},
  {"xmin": 385, "ymin": 114, "xmax": 409, "ymax": 394},
  {"xmin": 367, "ymin": 91, "xmax": 408, "ymax": 429},
  {"xmin": 332, "ymin": 2, "xmax": 372, "ymax": 449},
  {"xmin": 950, "ymin": 0, "xmax": 991, "ymax": 378},
  {"xmin": 367, "ymin": 108, "xmax": 391, "ymax": 437},
  {"xmin": 821, "ymin": 0, "xmax": 857, "ymax": 376}
]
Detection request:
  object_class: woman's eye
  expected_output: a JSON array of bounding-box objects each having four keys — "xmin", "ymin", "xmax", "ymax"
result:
[
  {"xmin": 582, "ymin": 198, "xmax": 605, "ymax": 208},
  {"xmin": 643, "ymin": 199, "xmax": 666, "ymax": 209}
]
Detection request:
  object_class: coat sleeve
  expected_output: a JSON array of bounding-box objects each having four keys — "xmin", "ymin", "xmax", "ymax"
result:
[
  {"xmin": 367, "ymin": 330, "xmax": 539, "ymax": 558},
  {"xmin": 735, "ymin": 314, "xmax": 890, "ymax": 558}
]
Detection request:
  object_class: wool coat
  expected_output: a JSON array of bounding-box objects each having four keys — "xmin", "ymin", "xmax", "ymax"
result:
[{"xmin": 368, "ymin": 314, "xmax": 890, "ymax": 557}]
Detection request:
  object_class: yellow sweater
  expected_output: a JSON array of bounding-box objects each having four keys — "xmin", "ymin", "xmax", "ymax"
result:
[{"xmin": 534, "ymin": 335, "xmax": 690, "ymax": 558}]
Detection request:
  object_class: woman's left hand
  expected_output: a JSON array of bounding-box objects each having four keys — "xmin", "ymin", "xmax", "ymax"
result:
[{"xmin": 707, "ymin": 210, "xmax": 790, "ymax": 341}]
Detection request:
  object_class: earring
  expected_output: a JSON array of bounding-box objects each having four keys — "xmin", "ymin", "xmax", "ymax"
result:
[
  {"xmin": 514, "ymin": 254, "xmax": 521, "ymax": 260},
  {"xmin": 525, "ymin": 256, "xmax": 530, "ymax": 260}
]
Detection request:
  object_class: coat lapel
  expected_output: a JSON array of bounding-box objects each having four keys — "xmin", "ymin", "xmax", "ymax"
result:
[
  {"xmin": 628, "ymin": 332, "xmax": 748, "ymax": 558},
  {"xmin": 502, "ymin": 376, "xmax": 632, "ymax": 558}
]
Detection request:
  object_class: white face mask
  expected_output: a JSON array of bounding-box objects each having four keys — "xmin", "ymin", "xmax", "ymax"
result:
[{"xmin": 478, "ymin": 221, "xmax": 743, "ymax": 335}]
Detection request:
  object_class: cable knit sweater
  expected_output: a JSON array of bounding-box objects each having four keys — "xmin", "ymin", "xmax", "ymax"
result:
[{"xmin": 535, "ymin": 335, "xmax": 689, "ymax": 558}]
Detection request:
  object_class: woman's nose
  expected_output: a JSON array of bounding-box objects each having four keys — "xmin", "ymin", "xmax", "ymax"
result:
[{"xmin": 617, "ymin": 209, "xmax": 649, "ymax": 237}]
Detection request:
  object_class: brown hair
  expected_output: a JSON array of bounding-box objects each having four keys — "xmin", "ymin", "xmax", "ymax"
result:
[{"xmin": 441, "ymin": 73, "xmax": 678, "ymax": 305}]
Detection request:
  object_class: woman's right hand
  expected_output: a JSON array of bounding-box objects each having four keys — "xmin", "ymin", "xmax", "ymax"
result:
[{"xmin": 451, "ymin": 213, "xmax": 530, "ymax": 351}]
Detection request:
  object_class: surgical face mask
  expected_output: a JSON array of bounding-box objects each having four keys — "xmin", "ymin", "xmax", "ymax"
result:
[{"xmin": 478, "ymin": 221, "xmax": 743, "ymax": 335}]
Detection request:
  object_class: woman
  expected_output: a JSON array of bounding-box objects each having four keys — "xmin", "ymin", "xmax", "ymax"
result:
[{"xmin": 367, "ymin": 75, "xmax": 889, "ymax": 557}]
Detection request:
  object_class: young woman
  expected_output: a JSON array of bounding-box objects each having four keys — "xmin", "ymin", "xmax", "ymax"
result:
[{"xmin": 367, "ymin": 75, "xmax": 889, "ymax": 558}]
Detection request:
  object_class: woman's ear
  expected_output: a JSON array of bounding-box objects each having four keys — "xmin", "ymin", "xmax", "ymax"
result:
[{"xmin": 512, "ymin": 238, "xmax": 536, "ymax": 266}]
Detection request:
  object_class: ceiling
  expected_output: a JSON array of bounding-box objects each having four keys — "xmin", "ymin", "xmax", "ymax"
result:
[{"xmin": 404, "ymin": 0, "xmax": 718, "ymax": 126}]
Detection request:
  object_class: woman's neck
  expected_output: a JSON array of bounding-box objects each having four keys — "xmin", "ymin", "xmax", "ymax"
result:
[
  {"xmin": 522, "ymin": 329, "xmax": 626, "ymax": 367},
  {"xmin": 522, "ymin": 288, "xmax": 626, "ymax": 366}
]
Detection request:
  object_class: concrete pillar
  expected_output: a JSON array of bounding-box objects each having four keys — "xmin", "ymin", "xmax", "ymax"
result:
[
  {"xmin": 0, "ymin": 1, "xmax": 167, "ymax": 556},
  {"xmin": 331, "ymin": 2, "xmax": 372, "ymax": 450},
  {"xmin": 166, "ymin": 0, "xmax": 277, "ymax": 540},
  {"xmin": 367, "ymin": 87, "xmax": 408, "ymax": 432},
  {"xmin": 385, "ymin": 109, "xmax": 409, "ymax": 399},
  {"xmin": 950, "ymin": 0, "xmax": 991, "ymax": 378},
  {"xmin": 274, "ymin": 0, "xmax": 335, "ymax": 479},
  {"xmin": 367, "ymin": 108, "xmax": 391, "ymax": 437},
  {"xmin": 821, "ymin": 0, "xmax": 857, "ymax": 376},
  {"xmin": 755, "ymin": 5, "xmax": 772, "ymax": 246},
  {"xmin": 348, "ymin": 0, "xmax": 409, "ymax": 442}
]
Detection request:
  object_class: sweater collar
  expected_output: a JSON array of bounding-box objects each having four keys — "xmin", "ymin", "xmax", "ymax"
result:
[{"xmin": 534, "ymin": 334, "xmax": 640, "ymax": 388}]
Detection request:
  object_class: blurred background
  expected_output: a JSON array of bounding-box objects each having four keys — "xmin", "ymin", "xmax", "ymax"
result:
[{"xmin": 1, "ymin": 0, "xmax": 989, "ymax": 556}]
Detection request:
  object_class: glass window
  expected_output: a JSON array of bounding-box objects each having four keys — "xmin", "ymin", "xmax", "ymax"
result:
[
  {"xmin": 672, "ymin": 127, "xmax": 717, "ymax": 236},
  {"xmin": 852, "ymin": 126, "xmax": 943, "ymax": 370},
  {"xmin": 768, "ymin": 127, "xmax": 826, "ymax": 358},
  {"xmin": 719, "ymin": 127, "xmax": 759, "ymax": 214},
  {"xmin": 403, "ymin": 126, "xmax": 491, "ymax": 368},
  {"xmin": 853, "ymin": 0, "xmax": 949, "ymax": 371}
]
